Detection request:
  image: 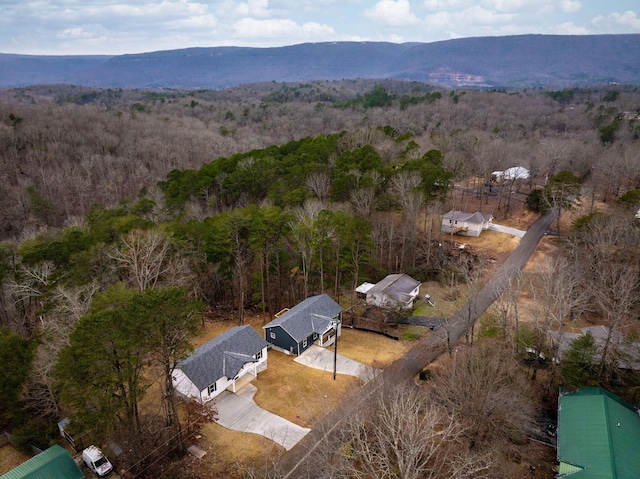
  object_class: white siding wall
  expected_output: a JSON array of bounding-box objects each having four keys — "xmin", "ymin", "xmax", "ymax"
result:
[
  {"xmin": 199, "ymin": 377, "xmax": 231, "ymax": 402},
  {"xmin": 172, "ymin": 369, "xmax": 202, "ymax": 402},
  {"xmin": 459, "ymin": 223, "xmax": 482, "ymax": 237},
  {"xmin": 174, "ymin": 347, "xmax": 269, "ymax": 403}
]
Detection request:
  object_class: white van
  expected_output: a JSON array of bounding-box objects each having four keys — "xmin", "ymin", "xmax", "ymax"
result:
[{"xmin": 82, "ymin": 445, "xmax": 113, "ymax": 477}]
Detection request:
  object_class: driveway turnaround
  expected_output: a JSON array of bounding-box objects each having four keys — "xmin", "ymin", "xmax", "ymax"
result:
[
  {"xmin": 215, "ymin": 384, "xmax": 310, "ymax": 451},
  {"xmin": 295, "ymin": 345, "xmax": 379, "ymax": 381}
]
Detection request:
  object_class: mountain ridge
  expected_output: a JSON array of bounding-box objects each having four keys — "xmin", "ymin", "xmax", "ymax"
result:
[{"xmin": 1, "ymin": 34, "xmax": 639, "ymax": 89}]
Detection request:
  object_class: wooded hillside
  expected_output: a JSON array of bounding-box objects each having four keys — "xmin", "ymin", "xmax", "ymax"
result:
[
  {"xmin": 2, "ymin": 34, "xmax": 640, "ymax": 88},
  {"xmin": 1, "ymin": 80, "xmax": 639, "ymax": 478}
]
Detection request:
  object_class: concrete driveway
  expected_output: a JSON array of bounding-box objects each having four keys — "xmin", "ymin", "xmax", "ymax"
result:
[
  {"xmin": 489, "ymin": 223, "xmax": 526, "ymax": 238},
  {"xmin": 214, "ymin": 384, "xmax": 310, "ymax": 451},
  {"xmin": 294, "ymin": 345, "xmax": 379, "ymax": 381}
]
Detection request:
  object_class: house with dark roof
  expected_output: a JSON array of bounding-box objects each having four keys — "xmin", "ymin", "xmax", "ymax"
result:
[
  {"xmin": 365, "ymin": 273, "xmax": 421, "ymax": 309},
  {"xmin": 0, "ymin": 444, "xmax": 84, "ymax": 479},
  {"xmin": 557, "ymin": 387, "xmax": 640, "ymax": 478},
  {"xmin": 553, "ymin": 326, "xmax": 640, "ymax": 371},
  {"xmin": 172, "ymin": 325, "xmax": 268, "ymax": 404},
  {"xmin": 441, "ymin": 210, "xmax": 493, "ymax": 237},
  {"xmin": 263, "ymin": 294, "xmax": 342, "ymax": 355}
]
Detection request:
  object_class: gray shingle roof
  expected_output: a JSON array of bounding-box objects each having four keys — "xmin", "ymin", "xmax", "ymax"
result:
[
  {"xmin": 177, "ymin": 325, "xmax": 268, "ymax": 391},
  {"xmin": 263, "ymin": 294, "xmax": 342, "ymax": 342},
  {"xmin": 443, "ymin": 210, "xmax": 491, "ymax": 224},
  {"xmin": 368, "ymin": 274, "xmax": 420, "ymax": 302}
]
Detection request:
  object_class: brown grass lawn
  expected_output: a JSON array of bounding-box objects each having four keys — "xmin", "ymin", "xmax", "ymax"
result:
[
  {"xmin": 179, "ymin": 315, "xmax": 414, "ymax": 477},
  {"xmin": 253, "ymin": 349, "xmax": 359, "ymax": 426},
  {"xmin": 0, "ymin": 444, "xmax": 31, "ymax": 474},
  {"xmin": 196, "ymin": 422, "xmax": 280, "ymax": 477}
]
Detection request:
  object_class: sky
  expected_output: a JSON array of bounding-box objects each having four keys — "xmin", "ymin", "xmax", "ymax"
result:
[{"xmin": 1, "ymin": 0, "xmax": 639, "ymax": 56}]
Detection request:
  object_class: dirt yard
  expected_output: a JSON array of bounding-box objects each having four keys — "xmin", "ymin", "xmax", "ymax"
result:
[{"xmin": 0, "ymin": 443, "xmax": 31, "ymax": 475}]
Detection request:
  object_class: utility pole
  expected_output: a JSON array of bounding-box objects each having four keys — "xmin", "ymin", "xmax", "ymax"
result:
[{"xmin": 333, "ymin": 322, "xmax": 338, "ymax": 380}]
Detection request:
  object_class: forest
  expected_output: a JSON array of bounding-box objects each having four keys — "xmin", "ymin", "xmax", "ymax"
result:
[{"xmin": 0, "ymin": 80, "xmax": 639, "ymax": 478}]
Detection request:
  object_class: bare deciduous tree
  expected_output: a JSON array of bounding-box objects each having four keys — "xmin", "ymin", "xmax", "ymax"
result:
[
  {"xmin": 526, "ymin": 256, "xmax": 590, "ymax": 383},
  {"xmin": 339, "ymin": 383, "xmax": 494, "ymax": 479},
  {"xmin": 350, "ymin": 187, "xmax": 375, "ymax": 219},
  {"xmin": 109, "ymin": 229, "xmax": 172, "ymax": 291},
  {"xmin": 305, "ymin": 171, "xmax": 331, "ymax": 204},
  {"xmin": 431, "ymin": 343, "xmax": 534, "ymax": 448},
  {"xmin": 593, "ymin": 261, "xmax": 639, "ymax": 378}
]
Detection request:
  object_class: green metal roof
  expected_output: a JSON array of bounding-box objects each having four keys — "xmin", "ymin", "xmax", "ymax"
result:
[
  {"xmin": 558, "ymin": 387, "xmax": 640, "ymax": 479},
  {"xmin": 0, "ymin": 445, "xmax": 84, "ymax": 479}
]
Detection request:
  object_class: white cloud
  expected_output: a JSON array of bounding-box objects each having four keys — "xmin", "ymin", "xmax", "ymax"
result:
[
  {"xmin": 552, "ymin": 22, "xmax": 589, "ymax": 34},
  {"xmin": 461, "ymin": 5, "xmax": 517, "ymax": 24},
  {"xmin": 234, "ymin": 0, "xmax": 271, "ymax": 18},
  {"xmin": 592, "ymin": 10, "xmax": 640, "ymax": 31},
  {"xmin": 167, "ymin": 14, "xmax": 218, "ymax": 30},
  {"xmin": 232, "ymin": 17, "xmax": 335, "ymax": 40},
  {"xmin": 364, "ymin": 0, "xmax": 420, "ymax": 27},
  {"xmin": 560, "ymin": 1, "xmax": 581, "ymax": 14},
  {"xmin": 59, "ymin": 26, "xmax": 97, "ymax": 40},
  {"xmin": 611, "ymin": 10, "xmax": 640, "ymax": 29},
  {"xmin": 424, "ymin": 0, "xmax": 470, "ymax": 9},
  {"xmin": 424, "ymin": 0, "xmax": 566, "ymax": 15},
  {"xmin": 423, "ymin": 10, "xmax": 453, "ymax": 30}
]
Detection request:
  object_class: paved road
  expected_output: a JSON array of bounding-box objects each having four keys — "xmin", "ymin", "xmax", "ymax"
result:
[{"xmin": 276, "ymin": 210, "xmax": 556, "ymax": 478}]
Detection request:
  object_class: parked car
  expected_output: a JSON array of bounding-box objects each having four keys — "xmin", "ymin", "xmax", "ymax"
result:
[{"xmin": 82, "ymin": 445, "xmax": 113, "ymax": 477}]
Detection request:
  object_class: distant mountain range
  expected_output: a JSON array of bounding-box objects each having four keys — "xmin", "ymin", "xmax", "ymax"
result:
[{"xmin": 2, "ymin": 34, "xmax": 639, "ymax": 89}]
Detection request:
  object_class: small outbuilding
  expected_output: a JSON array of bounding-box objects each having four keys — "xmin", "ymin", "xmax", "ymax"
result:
[
  {"xmin": 263, "ymin": 294, "xmax": 342, "ymax": 355},
  {"xmin": 365, "ymin": 273, "xmax": 421, "ymax": 309},
  {"xmin": 441, "ymin": 210, "xmax": 493, "ymax": 237},
  {"xmin": 172, "ymin": 325, "xmax": 269, "ymax": 404},
  {"xmin": 0, "ymin": 444, "xmax": 84, "ymax": 479}
]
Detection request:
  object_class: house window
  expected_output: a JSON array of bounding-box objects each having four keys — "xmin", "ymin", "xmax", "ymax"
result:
[
  {"xmin": 303, "ymin": 338, "xmax": 308, "ymax": 348},
  {"xmin": 207, "ymin": 383, "xmax": 217, "ymax": 395},
  {"xmin": 270, "ymin": 331, "xmax": 276, "ymax": 339},
  {"xmin": 255, "ymin": 350, "xmax": 262, "ymax": 360}
]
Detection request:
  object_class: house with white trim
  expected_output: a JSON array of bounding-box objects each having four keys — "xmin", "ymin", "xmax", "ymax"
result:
[
  {"xmin": 172, "ymin": 325, "xmax": 268, "ymax": 403},
  {"xmin": 263, "ymin": 294, "xmax": 342, "ymax": 355},
  {"xmin": 365, "ymin": 273, "xmax": 421, "ymax": 309},
  {"xmin": 441, "ymin": 210, "xmax": 493, "ymax": 237}
]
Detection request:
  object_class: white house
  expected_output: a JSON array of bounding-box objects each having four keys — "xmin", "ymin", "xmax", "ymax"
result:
[
  {"xmin": 365, "ymin": 273, "xmax": 421, "ymax": 309},
  {"xmin": 441, "ymin": 210, "xmax": 493, "ymax": 237},
  {"xmin": 172, "ymin": 325, "xmax": 269, "ymax": 404},
  {"xmin": 491, "ymin": 166, "xmax": 530, "ymax": 182}
]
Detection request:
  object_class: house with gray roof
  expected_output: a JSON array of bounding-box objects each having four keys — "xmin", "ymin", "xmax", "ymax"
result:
[
  {"xmin": 552, "ymin": 326, "xmax": 640, "ymax": 371},
  {"xmin": 172, "ymin": 325, "xmax": 268, "ymax": 403},
  {"xmin": 365, "ymin": 273, "xmax": 421, "ymax": 309},
  {"xmin": 441, "ymin": 210, "xmax": 493, "ymax": 237},
  {"xmin": 263, "ymin": 294, "xmax": 342, "ymax": 355}
]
